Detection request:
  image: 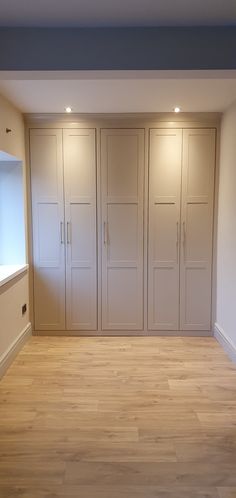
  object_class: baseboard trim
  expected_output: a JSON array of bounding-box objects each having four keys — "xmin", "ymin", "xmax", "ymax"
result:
[
  {"xmin": 214, "ymin": 323, "xmax": 236, "ymax": 363},
  {"xmin": 33, "ymin": 329, "xmax": 212, "ymax": 337},
  {"xmin": 0, "ymin": 322, "xmax": 32, "ymax": 378}
]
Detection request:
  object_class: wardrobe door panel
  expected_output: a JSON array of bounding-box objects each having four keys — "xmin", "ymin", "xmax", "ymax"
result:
[
  {"xmin": 148, "ymin": 129, "xmax": 182, "ymax": 330},
  {"xmin": 153, "ymin": 267, "xmax": 179, "ymax": 327},
  {"xmin": 106, "ymin": 134, "xmax": 139, "ymax": 198},
  {"xmin": 185, "ymin": 203, "xmax": 210, "ymax": 262},
  {"xmin": 37, "ymin": 203, "xmax": 61, "ymax": 265},
  {"xmin": 70, "ymin": 204, "xmax": 94, "ymax": 263},
  {"xmin": 70, "ymin": 268, "xmax": 95, "ymax": 327},
  {"xmin": 107, "ymin": 268, "xmax": 140, "ymax": 327},
  {"xmin": 107, "ymin": 204, "xmax": 138, "ymax": 263},
  {"xmin": 34, "ymin": 268, "xmax": 64, "ymax": 328},
  {"xmin": 101, "ymin": 129, "xmax": 144, "ymax": 330},
  {"xmin": 63, "ymin": 129, "xmax": 97, "ymax": 330},
  {"xmin": 184, "ymin": 268, "xmax": 211, "ymax": 327},
  {"xmin": 153, "ymin": 203, "xmax": 178, "ymax": 263},
  {"xmin": 30, "ymin": 129, "xmax": 65, "ymax": 330},
  {"xmin": 180, "ymin": 128, "xmax": 215, "ymax": 330}
]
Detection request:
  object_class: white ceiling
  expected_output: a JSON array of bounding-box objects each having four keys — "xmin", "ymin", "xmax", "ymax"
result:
[
  {"xmin": 0, "ymin": 0, "xmax": 235, "ymax": 27},
  {"xmin": 0, "ymin": 71, "xmax": 236, "ymax": 113}
]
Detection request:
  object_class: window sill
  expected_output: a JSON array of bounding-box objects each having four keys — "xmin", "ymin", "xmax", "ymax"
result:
[{"xmin": 0, "ymin": 264, "xmax": 29, "ymax": 288}]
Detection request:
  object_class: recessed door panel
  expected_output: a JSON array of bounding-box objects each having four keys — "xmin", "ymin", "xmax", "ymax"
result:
[
  {"xmin": 70, "ymin": 204, "xmax": 94, "ymax": 265},
  {"xmin": 180, "ymin": 129, "xmax": 215, "ymax": 330},
  {"xmin": 30, "ymin": 129, "xmax": 65, "ymax": 330},
  {"xmin": 153, "ymin": 268, "xmax": 179, "ymax": 328},
  {"xmin": 65, "ymin": 134, "xmax": 95, "ymax": 198},
  {"xmin": 37, "ymin": 203, "xmax": 61, "ymax": 266},
  {"xmin": 153, "ymin": 204, "xmax": 178, "ymax": 263},
  {"xmin": 101, "ymin": 129, "xmax": 144, "ymax": 330},
  {"xmin": 70, "ymin": 268, "xmax": 95, "ymax": 328},
  {"xmin": 186, "ymin": 134, "xmax": 213, "ymax": 199},
  {"xmin": 30, "ymin": 134, "xmax": 61, "ymax": 200},
  {"xmin": 185, "ymin": 203, "xmax": 211, "ymax": 263},
  {"xmin": 107, "ymin": 135, "xmax": 139, "ymax": 198},
  {"xmin": 107, "ymin": 268, "xmax": 141, "ymax": 327},
  {"xmin": 148, "ymin": 129, "xmax": 182, "ymax": 330},
  {"xmin": 107, "ymin": 204, "xmax": 138, "ymax": 264},
  {"xmin": 63, "ymin": 129, "xmax": 97, "ymax": 330},
  {"xmin": 150, "ymin": 134, "xmax": 182, "ymax": 199},
  {"xmin": 184, "ymin": 268, "xmax": 211, "ymax": 328},
  {"xmin": 34, "ymin": 268, "xmax": 64, "ymax": 328}
]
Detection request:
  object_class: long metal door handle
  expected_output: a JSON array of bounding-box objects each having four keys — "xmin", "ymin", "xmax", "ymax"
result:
[
  {"xmin": 183, "ymin": 221, "xmax": 186, "ymax": 261},
  {"xmin": 67, "ymin": 221, "xmax": 71, "ymax": 244},
  {"xmin": 176, "ymin": 221, "xmax": 179, "ymax": 261},
  {"xmin": 103, "ymin": 221, "xmax": 106, "ymax": 245},
  {"xmin": 60, "ymin": 221, "xmax": 64, "ymax": 244}
]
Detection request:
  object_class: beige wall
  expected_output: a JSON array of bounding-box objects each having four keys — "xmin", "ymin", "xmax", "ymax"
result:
[
  {"xmin": 216, "ymin": 101, "xmax": 236, "ymax": 353},
  {"xmin": 0, "ymin": 93, "xmax": 30, "ymax": 376},
  {"xmin": 0, "ymin": 272, "xmax": 29, "ymax": 359},
  {"xmin": 0, "ymin": 93, "xmax": 26, "ymax": 161}
]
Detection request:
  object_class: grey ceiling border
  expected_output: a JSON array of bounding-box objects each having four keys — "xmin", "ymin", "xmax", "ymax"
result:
[{"xmin": 0, "ymin": 27, "xmax": 236, "ymax": 71}]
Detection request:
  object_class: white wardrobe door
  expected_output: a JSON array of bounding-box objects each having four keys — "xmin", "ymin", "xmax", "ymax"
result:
[
  {"xmin": 101, "ymin": 129, "xmax": 144, "ymax": 330},
  {"xmin": 180, "ymin": 128, "xmax": 215, "ymax": 330},
  {"xmin": 148, "ymin": 129, "xmax": 182, "ymax": 330},
  {"xmin": 30, "ymin": 129, "xmax": 65, "ymax": 330},
  {"xmin": 63, "ymin": 129, "xmax": 97, "ymax": 330}
]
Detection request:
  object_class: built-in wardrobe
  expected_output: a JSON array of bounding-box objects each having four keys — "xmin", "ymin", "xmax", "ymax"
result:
[{"xmin": 28, "ymin": 118, "xmax": 217, "ymax": 335}]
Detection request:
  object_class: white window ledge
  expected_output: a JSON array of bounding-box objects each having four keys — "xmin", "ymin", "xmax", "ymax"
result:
[{"xmin": 0, "ymin": 264, "xmax": 29, "ymax": 288}]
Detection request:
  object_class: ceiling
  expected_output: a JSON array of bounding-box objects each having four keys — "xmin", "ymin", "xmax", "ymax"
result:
[
  {"xmin": 1, "ymin": 1, "xmax": 236, "ymax": 114},
  {"xmin": 0, "ymin": 71, "xmax": 236, "ymax": 113},
  {"xmin": 0, "ymin": 0, "xmax": 235, "ymax": 27}
]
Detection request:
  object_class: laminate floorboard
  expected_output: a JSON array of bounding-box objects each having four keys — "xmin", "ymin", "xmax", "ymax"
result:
[{"xmin": 0, "ymin": 336, "xmax": 236, "ymax": 498}]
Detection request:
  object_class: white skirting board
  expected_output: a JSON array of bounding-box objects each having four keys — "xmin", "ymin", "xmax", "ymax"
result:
[
  {"xmin": 33, "ymin": 329, "xmax": 213, "ymax": 337},
  {"xmin": 214, "ymin": 323, "xmax": 236, "ymax": 364},
  {"xmin": 0, "ymin": 323, "xmax": 31, "ymax": 379}
]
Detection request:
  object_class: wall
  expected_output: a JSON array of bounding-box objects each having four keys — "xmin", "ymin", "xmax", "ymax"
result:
[
  {"xmin": 0, "ymin": 160, "xmax": 25, "ymax": 264},
  {"xmin": 0, "ymin": 93, "xmax": 28, "ymax": 253},
  {"xmin": 0, "ymin": 272, "xmax": 30, "ymax": 376},
  {"xmin": 215, "ymin": 101, "xmax": 236, "ymax": 360},
  {"xmin": 0, "ymin": 93, "xmax": 26, "ymax": 159},
  {"xmin": 0, "ymin": 92, "xmax": 30, "ymax": 377}
]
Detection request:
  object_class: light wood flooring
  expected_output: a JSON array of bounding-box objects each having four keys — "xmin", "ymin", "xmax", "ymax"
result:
[{"xmin": 0, "ymin": 336, "xmax": 236, "ymax": 498}]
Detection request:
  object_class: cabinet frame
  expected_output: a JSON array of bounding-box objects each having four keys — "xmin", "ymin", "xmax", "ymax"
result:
[
  {"xmin": 26, "ymin": 113, "xmax": 220, "ymax": 337},
  {"xmin": 30, "ymin": 127, "xmax": 97, "ymax": 331}
]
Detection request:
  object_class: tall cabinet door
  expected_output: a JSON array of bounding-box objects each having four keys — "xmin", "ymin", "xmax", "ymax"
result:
[
  {"xmin": 101, "ymin": 129, "xmax": 144, "ymax": 330},
  {"xmin": 148, "ymin": 129, "xmax": 182, "ymax": 330},
  {"xmin": 180, "ymin": 128, "xmax": 215, "ymax": 330},
  {"xmin": 30, "ymin": 129, "xmax": 65, "ymax": 330},
  {"xmin": 63, "ymin": 129, "xmax": 97, "ymax": 330}
]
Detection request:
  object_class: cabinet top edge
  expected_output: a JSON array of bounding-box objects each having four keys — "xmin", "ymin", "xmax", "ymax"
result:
[{"xmin": 24, "ymin": 112, "xmax": 222, "ymax": 129}]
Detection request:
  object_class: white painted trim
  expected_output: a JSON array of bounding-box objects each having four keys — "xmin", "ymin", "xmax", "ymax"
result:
[
  {"xmin": 214, "ymin": 322, "xmax": 236, "ymax": 363},
  {"xmin": 0, "ymin": 322, "xmax": 32, "ymax": 378},
  {"xmin": 33, "ymin": 329, "xmax": 212, "ymax": 337},
  {"xmin": 0, "ymin": 264, "xmax": 29, "ymax": 288}
]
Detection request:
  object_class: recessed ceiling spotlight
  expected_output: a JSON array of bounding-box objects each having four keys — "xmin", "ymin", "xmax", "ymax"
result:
[
  {"xmin": 174, "ymin": 106, "xmax": 181, "ymax": 113},
  {"xmin": 65, "ymin": 106, "xmax": 72, "ymax": 113}
]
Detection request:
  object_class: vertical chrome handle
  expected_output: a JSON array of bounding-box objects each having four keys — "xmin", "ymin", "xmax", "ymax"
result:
[
  {"xmin": 60, "ymin": 222, "xmax": 64, "ymax": 244},
  {"xmin": 67, "ymin": 221, "xmax": 71, "ymax": 244},
  {"xmin": 183, "ymin": 221, "xmax": 186, "ymax": 261},
  {"xmin": 176, "ymin": 221, "xmax": 179, "ymax": 261},
  {"xmin": 103, "ymin": 222, "xmax": 106, "ymax": 245}
]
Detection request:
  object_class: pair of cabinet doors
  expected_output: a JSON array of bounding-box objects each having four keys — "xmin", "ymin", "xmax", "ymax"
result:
[
  {"xmin": 30, "ymin": 129, "xmax": 97, "ymax": 331},
  {"xmin": 149, "ymin": 128, "xmax": 215, "ymax": 331},
  {"xmin": 30, "ymin": 127, "xmax": 215, "ymax": 332}
]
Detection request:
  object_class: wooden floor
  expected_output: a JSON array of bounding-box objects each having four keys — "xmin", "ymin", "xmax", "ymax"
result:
[{"xmin": 0, "ymin": 337, "xmax": 236, "ymax": 498}]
